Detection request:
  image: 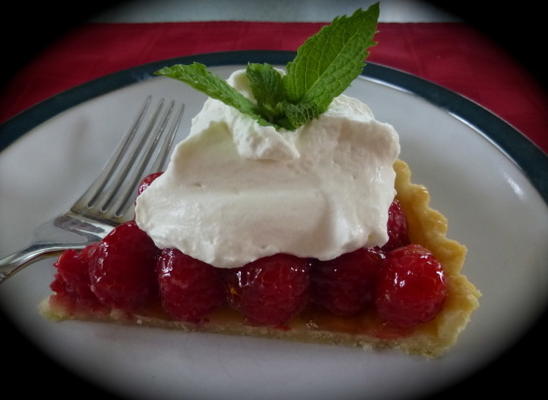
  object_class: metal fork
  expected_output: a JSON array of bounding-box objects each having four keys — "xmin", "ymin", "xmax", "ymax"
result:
[{"xmin": 0, "ymin": 96, "xmax": 184, "ymax": 284}]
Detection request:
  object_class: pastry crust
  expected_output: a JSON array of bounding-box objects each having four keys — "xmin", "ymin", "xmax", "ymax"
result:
[{"xmin": 40, "ymin": 159, "xmax": 480, "ymax": 358}]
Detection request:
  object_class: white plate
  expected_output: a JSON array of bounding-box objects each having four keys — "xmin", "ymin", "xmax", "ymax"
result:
[{"xmin": 1, "ymin": 53, "xmax": 547, "ymax": 400}]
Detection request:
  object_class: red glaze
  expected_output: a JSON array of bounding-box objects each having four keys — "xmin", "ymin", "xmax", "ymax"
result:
[
  {"xmin": 311, "ymin": 248, "xmax": 385, "ymax": 316},
  {"xmin": 137, "ymin": 172, "xmax": 163, "ymax": 196},
  {"xmin": 375, "ymin": 244, "xmax": 447, "ymax": 328},
  {"xmin": 89, "ymin": 221, "xmax": 159, "ymax": 311},
  {"xmin": 381, "ymin": 199, "xmax": 410, "ymax": 252},
  {"xmin": 224, "ymin": 254, "xmax": 312, "ymax": 327},
  {"xmin": 51, "ymin": 244, "xmax": 102, "ymax": 309},
  {"xmin": 157, "ymin": 248, "xmax": 225, "ymax": 322}
]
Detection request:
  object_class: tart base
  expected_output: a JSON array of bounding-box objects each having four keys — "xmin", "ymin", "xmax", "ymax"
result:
[{"xmin": 40, "ymin": 160, "xmax": 480, "ymax": 358}]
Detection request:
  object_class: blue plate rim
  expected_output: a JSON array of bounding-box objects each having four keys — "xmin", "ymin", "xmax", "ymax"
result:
[{"xmin": 1, "ymin": 49, "xmax": 546, "ymax": 202}]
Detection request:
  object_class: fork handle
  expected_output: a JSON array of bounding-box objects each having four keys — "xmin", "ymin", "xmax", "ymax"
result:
[{"xmin": 0, "ymin": 244, "xmax": 80, "ymax": 284}]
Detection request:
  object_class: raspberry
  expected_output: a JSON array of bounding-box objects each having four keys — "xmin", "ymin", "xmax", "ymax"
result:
[
  {"xmin": 224, "ymin": 254, "xmax": 312, "ymax": 327},
  {"xmin": 311, "ymin": 248, "xmax": 385, "ymax": 316},
  {"xmin": 381, "ymin": 199, "xmax": 410, "ymax": 252},
  {"xmin": 137, "ymin": 172, "xmax": 163, "ymax": 195},
  {"xmin": 157, "ymin": 249, "xmax": 225, "ymax": 322},
  {"xmin": 375, "ymin": 244, "xmax": 447, "ymax": 328},
  {"xmin": 89, "ymin": 221, "xmax": 159, "ymax": 311},
  {"xmin": 51, "ymin": 243, "xmax": 101, "ymax": 308}
]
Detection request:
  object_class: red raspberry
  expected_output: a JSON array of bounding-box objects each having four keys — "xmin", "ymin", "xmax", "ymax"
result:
[
  {"xmin": 375, "ymin": 244, "xmax": 447, "ymax": 328},
  {"xmin": 311, "ymin": 248, "xmax": 385, "ymax": 316},
  {"xmin": 51, "ymin": 243, "xmax": 102, "ymax": 308},
  {"xmin": 89, "ymin": 221, "xmax": 159, "ymax": 311},
  {"xmin": 157, "ymin": 249, "xmax": 225, "ymax": 322},
  {"xmin": 137, "ymin": 172, "xmax": 163, "ymax": 195},
  {"xmin": 381, "ymin": 199, "xmax": 410, "ymax": 252},
  {"xmin": 224, "ymin": 254, "xmax": 312, "ymax": 327}
]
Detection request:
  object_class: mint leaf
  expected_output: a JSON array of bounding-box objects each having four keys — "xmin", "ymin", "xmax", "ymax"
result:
[
  {"xmin": 154, "ymin": 4, "xmax": 380, "ymax": 131},
  {"xmin": 283, "ymin": 4, "xmax": 379, "ymax": 113},
  {"xmin": 155, "ymin": 63, "xmax": 271, "ymax": 126},
  {"xmin": 278, "ymin": 102, "xmax": 322, "ymax": 131},
  {"xmin": 245, "ymin": 64, "xmax": 323, "ymax": 130},
  {"xmin": 246, "ymin": 63, "xmax": 285, "ymax": 122}
]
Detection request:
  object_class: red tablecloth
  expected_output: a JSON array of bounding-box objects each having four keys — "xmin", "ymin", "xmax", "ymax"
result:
[{"xmin": 1, "ymin": 22, "xmax": 546, "ymax": 152}]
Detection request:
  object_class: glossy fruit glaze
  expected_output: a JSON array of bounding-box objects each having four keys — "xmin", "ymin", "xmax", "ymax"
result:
[{"xmin": 50, "ymin": 173, "xmax": 447, "ymax": 336}]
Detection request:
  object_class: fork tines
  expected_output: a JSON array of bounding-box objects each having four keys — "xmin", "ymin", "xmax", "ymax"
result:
[{"xmin": 71, "ymin": 96, "xmax": 184, "ymax": 224}]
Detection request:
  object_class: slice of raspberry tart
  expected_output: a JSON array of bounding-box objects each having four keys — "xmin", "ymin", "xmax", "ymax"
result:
[
  {"xmin": 41, "ymin": 160, "xmax": 480, "ymax": 358},
  {"xmin": 40, "ymin": 5, "xmax": 480, "ymax": 358}
]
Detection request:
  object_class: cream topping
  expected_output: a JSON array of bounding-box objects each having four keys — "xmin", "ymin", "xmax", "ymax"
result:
[{"xmin": 135, "ymin": 70, "xmax": 400, "ymax": 268}]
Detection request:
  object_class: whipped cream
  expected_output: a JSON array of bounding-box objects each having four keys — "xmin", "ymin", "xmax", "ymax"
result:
[{"xmin": 135, "ymin": 70, "xmax": 400, "ymax": 268}]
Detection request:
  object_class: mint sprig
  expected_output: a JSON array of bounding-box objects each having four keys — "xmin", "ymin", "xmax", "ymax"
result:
[
  {"xmin": 245, "ymin": 63, "xmax": 285, "ymax": 122},
  {"xmin": 154, "ymin": 3, "xmax": 379, "ymax": 131},
  {"xmin": 155, "ymin": 63, "xmax": 275, "ymax": 128}
]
